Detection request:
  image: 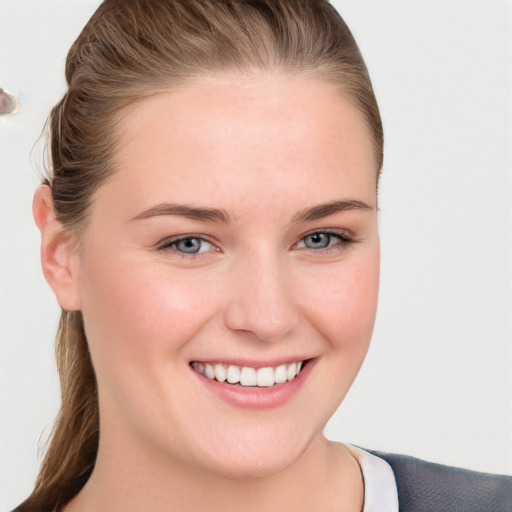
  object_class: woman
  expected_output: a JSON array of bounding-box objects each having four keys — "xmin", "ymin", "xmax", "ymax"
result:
[{"xmin": 13, "ymin": 1, "xmax": 511, "ymax": 511}]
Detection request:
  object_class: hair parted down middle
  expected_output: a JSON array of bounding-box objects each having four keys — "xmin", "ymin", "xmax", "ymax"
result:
[{"xmin": 16, "ymin": 1, "xmax": 383, "ymax": 510}]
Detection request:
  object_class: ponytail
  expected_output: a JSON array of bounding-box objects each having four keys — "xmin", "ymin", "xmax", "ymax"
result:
[{"xmin": 15, "ymin": 312, "xmax": 98, "ymax": 511}]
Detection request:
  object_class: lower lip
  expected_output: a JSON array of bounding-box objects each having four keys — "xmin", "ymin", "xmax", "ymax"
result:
[{"xmin": 190, "ymin": 360, "xmax": 315, "ymax": 410}]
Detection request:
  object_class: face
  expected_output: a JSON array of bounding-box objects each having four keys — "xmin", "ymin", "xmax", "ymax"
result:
[{"xmin": 71, "ymin": 74, "xmax": 380, "ymax": 478}]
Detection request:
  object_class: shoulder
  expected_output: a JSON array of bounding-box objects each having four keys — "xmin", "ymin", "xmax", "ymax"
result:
[{"xmin": 368, "ymin": 449, "xmax": 512, "ymax": 512}]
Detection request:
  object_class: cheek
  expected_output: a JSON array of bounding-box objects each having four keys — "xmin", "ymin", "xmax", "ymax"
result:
[
  {"xmin": 302, "ymin": 247, "xmax": 380, "ymax": 352},
  {"xmin": 77, "ymin": 255, "xmax": 218, "ymax": 371},
  {"xmin": 292, "ymin": 247, "xmax": 380, "ymax": 431}
]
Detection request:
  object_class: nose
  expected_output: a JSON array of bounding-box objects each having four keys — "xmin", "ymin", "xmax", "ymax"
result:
[{"xmin": 223, "ymin": 252, "xmax": 300, "ymax": 342}]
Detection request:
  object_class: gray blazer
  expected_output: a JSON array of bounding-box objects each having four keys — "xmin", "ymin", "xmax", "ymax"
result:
[{"xmin": 371, "ymin": 450, "xmax": 512, "ymax": 512}]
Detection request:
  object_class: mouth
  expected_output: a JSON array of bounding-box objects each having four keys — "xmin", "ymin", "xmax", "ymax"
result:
[{"xmin": 190, "ymin": 360, "xmax": 308, "ymax": 388}]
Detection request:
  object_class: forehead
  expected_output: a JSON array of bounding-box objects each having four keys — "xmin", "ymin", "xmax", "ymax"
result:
[{"xmin": 105, "ymin": 73, "xmax": 377, "ymax": 215}]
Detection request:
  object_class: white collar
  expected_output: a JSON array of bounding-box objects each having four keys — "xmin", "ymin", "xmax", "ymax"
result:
[{"xmin": 345, "ymin": 444, "xmax": 399, "ymax": 512}]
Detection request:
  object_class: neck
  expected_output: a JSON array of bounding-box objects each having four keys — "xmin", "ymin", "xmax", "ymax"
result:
[{"xmin": 65, "ymin": 429, "xmax": 363, "ymax": 512}]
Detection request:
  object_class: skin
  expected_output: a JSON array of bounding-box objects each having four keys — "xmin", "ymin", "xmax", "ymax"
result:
[{"xmin": 35, "ymin": 73, "xmax": 380, "ymax": 511}]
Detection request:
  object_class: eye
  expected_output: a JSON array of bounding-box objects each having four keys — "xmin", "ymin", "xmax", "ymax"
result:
[
  {"xmin": 158, "ymin": 236, "xmax": 216, "ymax": 256},
  {"xmin": 303, "ymin": 233, "xmax": 332, "ymax": 249},
  {"xmin": 295, "ymin": 230, "xmax": 353, "ymax": 251}
]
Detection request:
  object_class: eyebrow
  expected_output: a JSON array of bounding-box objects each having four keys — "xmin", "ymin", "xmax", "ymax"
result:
[
  {"xmin": 131, "ymin": 203, "xmax": 231, "ymax": 224},
  {"xmin": 291, "ymin": 199, "xmax": 373, "ymax": 223},
  {"xmin": 131, "ymin": 199, "xmax": 373, "ymax": 225}
]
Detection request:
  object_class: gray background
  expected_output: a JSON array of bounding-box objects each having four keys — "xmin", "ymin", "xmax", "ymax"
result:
[{"xmin": 1, "ymin": 0, "xmax": 511, "ymax": 509}]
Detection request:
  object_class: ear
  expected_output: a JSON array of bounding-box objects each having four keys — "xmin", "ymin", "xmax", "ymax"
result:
[{"xmin": 33, "ymin": 185, "xmax": 82, "ymax": 311}]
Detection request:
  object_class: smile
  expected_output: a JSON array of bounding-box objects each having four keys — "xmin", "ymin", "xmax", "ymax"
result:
[{"xmin": 191, "ymin": 361, "xmax": 305, "ymax": 388}]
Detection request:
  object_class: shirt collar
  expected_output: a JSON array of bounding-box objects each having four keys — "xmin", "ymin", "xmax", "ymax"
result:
[{"xmin": 345, "ymin": 444, "xmax": 399, "ymax": 512}]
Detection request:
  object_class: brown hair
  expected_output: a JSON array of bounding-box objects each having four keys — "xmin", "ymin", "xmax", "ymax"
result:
[{"xmin": 16, "ymin": 1, "xmax": 383, "ymax": 510}]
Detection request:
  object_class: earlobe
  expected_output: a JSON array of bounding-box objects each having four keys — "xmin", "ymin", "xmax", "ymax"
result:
[{"xmin": 33, "ymin": 185, "xmax": 82, "ymax": 311}]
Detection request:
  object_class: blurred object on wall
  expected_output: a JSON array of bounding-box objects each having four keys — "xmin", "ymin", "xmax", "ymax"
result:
[{"xmin": 0, "ymin": 88, "xmax": 18, "ymax": 115}]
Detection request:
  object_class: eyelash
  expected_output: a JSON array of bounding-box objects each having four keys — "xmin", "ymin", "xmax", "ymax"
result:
[
  {"xmin": 293, "ymin": 229, "xmax": 355, "ymax": 253},
  {"xmin": 157, "ymin": 230, "xmax": 355, "ymax": 258},
  {"xmin": 157, "ymin": 235, "xmax": 218, "ymax": 258}
]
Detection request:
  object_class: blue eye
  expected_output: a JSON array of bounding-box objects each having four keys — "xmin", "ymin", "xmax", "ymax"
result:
[
  {"xmin": 174, "ymin": 238, "xmax": 203, "ymax": 254},
  {"xmin": 303, "ymin": 233, "xmax": 332, "ymax": 249},
  {"xmin": 296, "ymin": 231, "xmax": 352, "ymax": 251},
  {"xmin": 158, "ymin": 236, "xmax": 215, "ymax": 255}
]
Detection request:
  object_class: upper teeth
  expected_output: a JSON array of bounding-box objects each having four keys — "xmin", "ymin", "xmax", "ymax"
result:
[{"xmin": 191, "ymin": 361, "xmax": 304, "ymax": 387}]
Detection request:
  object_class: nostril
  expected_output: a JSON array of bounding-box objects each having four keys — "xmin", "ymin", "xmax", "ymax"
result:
[
  {"xmin": 223, "ymin": 294, "xmax": 300, "ymax": 341},
  {"xmin": 223, "ymin": 263, "xmax": 300, "ymax": 341}
]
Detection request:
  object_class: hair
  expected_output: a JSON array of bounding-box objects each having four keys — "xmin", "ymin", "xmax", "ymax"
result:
[{"xmin": 16, "ymin": 1, "xmax": 383, "ymax": 510}]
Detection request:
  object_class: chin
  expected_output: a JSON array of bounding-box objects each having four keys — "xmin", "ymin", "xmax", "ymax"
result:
[
  {"xmin": 198, "ymin": 448, "xmax": 304, "ymax": 481},
  {"xmin": 185, "ymin": 422, "xmax": 318, "ymax": 480}
]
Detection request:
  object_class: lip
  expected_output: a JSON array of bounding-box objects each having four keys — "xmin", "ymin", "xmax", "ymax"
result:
[{"xmin": 190, "ymin": 358, "xmax": 315, "ymax": 410}]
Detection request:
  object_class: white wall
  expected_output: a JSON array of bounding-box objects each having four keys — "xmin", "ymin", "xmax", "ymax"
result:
[
  {"xmin": 325, "ymin": 0, "xmax": 511, "ymax": 474},
  {"xmin": 0, "ymin": 0, "xmax": 510, "ymax": 510}
]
